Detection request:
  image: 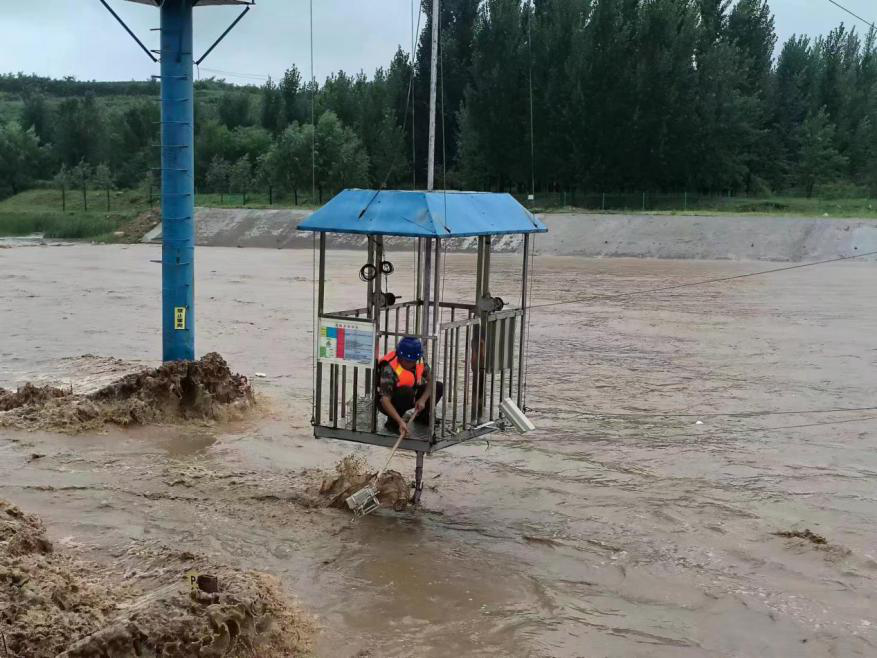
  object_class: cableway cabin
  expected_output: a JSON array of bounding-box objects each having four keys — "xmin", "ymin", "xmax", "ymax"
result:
[{"xmin": 297, "ymin": 189, "xmax": 546, "ymax": 503}]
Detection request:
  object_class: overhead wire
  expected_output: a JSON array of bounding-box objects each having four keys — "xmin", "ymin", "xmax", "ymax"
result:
[
  {"xmin": 527, "ymin": 0, "xmax": 536, "ymax": 203},
  {"xmin": 527, "ymin": 249, "xmax": 877, "ymax": 311},
  {"xmin": 309, "ymin": 0, "xmax": 316, "ymax": 424},
  {"xmin": 309, "ymin": 0, "xmax": 316, "ymax": 204},
  {"xmin": 641, "ymin": 414, "xmax": 877, "ymax": 443},
  {"xmin": 825, "ymin": 0, "xmax": 876, "ymax": 30},
  {"xmin": 412, "ymin": 0, "xmax": 417, "ymax": 190},
  {"xmin": 354, "ymin": 4, "xmax": 424, "ymax": 219},
  {"xmin": 547, "ymin": 405, "xmax": 877, "ymax": 422},
  {"xmin": 522, "ymin": 0, "xmax": 537, "ymax": 409}
]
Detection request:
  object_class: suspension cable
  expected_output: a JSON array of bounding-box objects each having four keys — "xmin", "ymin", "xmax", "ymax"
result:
[
  {"xmin": 412, "ymin": 0, "xmax": 417, "ymax": 190},
  {"xmin": 528, "ymin": 250, "xmax": 877, "ymax": 311},
  {"xmin": 527, "ymin": 0, "xmax": 536, "ymax": 201},
  {"xmin": 544, "ymin": 405, "xmax": 877, "ymax": 422},
  {"xmin": 310, "ymin": 0, "xmax": 316, "ymax": 203}
]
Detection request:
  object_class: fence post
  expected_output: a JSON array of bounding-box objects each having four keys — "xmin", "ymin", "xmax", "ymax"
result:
[
  {"xmin": 602, "ymin": 192, "xmax": 605, "ymax": 210},
  {"xmin": 642, "ymin": 191, "xmax": 645, "ymax": 211},
  {"xmin": 683, "ymin": 191, "xmax": 687, "ymax": 211}
]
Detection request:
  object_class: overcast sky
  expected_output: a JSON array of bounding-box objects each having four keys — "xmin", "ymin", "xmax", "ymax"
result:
[{"xmin": 1, "ymin": 0, "xmax": 874, "ymax": 85}]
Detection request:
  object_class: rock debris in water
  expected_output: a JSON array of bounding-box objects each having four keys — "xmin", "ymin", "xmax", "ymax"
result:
[
  {"xmin": 0, "ymin": 498, "xmax": 312, "ymax": 658},
  {"xmin": 320, "ymin": 454, "xmax": 410, "ymax": 512},
  {"xmin": 0, "ymin": 352, "xmax": 254, "ymax": 433}
]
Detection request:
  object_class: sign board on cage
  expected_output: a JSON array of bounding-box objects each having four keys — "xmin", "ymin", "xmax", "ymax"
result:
[
  {"xmin": 174, "ymin": 307, "xmax": 187, "ymax": 330},
  {"xmin": 318, "ymin": 317, "xmax": 376, "ymax": 367}
]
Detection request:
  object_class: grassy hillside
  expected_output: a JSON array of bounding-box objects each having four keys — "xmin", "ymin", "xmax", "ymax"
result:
[{"xmin": 0, "ymin": 189, "xmax": 154, "ymax": 240}]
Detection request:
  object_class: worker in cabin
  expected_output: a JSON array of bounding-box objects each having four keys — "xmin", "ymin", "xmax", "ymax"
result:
[{"xmin": 378, "ymin": 336, "xmax": 443, "ymax": 439}]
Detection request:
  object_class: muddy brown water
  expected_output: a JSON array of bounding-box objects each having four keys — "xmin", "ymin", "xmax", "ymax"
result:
[{"xmin": 2, "ymin": 243, "xmax": 876, "ymax": 657}]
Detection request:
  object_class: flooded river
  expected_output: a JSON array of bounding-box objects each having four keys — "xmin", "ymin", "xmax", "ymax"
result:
[{"xmin": 1, "ymin": 243, "xmax": 876, "ymax": 656}]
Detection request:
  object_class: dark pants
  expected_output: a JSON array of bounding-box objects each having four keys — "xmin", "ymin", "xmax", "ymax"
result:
[{"xmin": 383, "ymin": 382, "xmax": 444, "ymax": 430}]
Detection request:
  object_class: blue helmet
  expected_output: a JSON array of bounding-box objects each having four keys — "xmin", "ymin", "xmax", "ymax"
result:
[{"xmin": 397, "ymin": 336, "xmax": 423, "ymax": 361}]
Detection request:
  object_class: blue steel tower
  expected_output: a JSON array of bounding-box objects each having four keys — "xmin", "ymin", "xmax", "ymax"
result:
[{"xmin": 103, "ymin": 0, "xmax": 253, "ymax": 361}]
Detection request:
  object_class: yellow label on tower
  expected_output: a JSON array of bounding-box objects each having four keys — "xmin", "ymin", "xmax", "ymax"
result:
[{"xmin": 174, "ymin": 306, "xmax": 187, "ymax": 330}]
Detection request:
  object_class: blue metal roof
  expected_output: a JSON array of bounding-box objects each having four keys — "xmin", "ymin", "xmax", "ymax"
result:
[
  {"xmin": 125, "ymin": 1, "xmax": 253, "ymax": 6},
  {"xmin": 297, "ymin": 189, "xmax": 547, "ymax": 238}
]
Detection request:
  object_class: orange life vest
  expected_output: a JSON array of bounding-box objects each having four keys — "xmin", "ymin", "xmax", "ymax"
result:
[{"xmin": 380, "ymin": 351, "xmax": 425, "ymax": 389}]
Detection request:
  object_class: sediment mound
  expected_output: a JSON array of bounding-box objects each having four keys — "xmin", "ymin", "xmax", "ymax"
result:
[
  {"xmin": 320, "ymin": 454, "xmax": 410, "ymax": 512},
  {"xmin": 0, "ymin": 352, "xmax": 254, "ymax": 433},
  {"xmin": 0, "ymin": 499, "xmax": 312, "ymax": 657},
  {"xmin": 0, "ymin": 383, "xmax": 68, "ymax": 412}
]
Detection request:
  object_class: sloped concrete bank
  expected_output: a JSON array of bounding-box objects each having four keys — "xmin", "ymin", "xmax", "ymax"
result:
[{"xmin": 143, "ymin": 208, "xmax": 877, "ymax": 261}]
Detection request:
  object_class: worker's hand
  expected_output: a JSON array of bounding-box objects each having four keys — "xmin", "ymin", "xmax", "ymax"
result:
[
  {"xmin": 413, "ymin": 400, "xmax": 426, "ymax": 418},
  {"xmin": 398, "ymin": 421, "xmax": 410, "ymax": 440}
]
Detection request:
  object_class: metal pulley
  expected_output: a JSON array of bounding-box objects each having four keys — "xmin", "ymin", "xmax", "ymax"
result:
[
  {"xmin": 477, "ymin": 295, "xmax": 505, "ymax": 313},
  {"xmin": 372, "ymin": 291, "xmax": 398, "ymax": 308}
]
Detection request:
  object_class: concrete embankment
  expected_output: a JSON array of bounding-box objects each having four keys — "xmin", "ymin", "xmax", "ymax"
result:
[{"xmin": 143, "ymin": 207, "xmax": 877, "ymax": 261}]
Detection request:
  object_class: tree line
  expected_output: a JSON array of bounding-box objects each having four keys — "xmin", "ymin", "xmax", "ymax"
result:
[{"xmin": 1, "ymin": 0, "xmax": 875, "ymax": 204}]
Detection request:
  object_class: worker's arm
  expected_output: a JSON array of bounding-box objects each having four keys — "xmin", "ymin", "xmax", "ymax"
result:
[
  {"xmin": 413, "ymin": 366, "xmax": 432, "ymax": 417},
  {"xmin": 378, "ymin": 364, "xmax": 409, "ymax": 438}
]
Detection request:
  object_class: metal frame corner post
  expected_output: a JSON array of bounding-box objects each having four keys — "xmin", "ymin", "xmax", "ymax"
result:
[
  {"xmin": 518, "ymin": 234, "xmax": 531, "ymax": 408},
  {"xmin": 160, "ymin": 0, "xmax": 195, "ymax": 362}
]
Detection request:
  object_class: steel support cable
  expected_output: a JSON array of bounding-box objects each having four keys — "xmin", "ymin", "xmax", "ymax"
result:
[
  {"xmin": 310, "ymin": 0, "xmax": 316, "ymax": 203},
  {"xmin": 539, "ymin": 405, "xmax": 877, "ymax": 422},
  {"xmin": 825, "ymin": 0, "xmax": 876, "ymax": 30},
  {"xmin": 527, "ymin": 250, "xmax": 877, "ymax": 311},
  {"xmin": 639, "ymin": 414, "xmax": 877, "ymax": 443},
  {"xmin": 522, "ymin": 249, "xmax": 877, "ymax": 419},
  {"xmin": 359, "ymin": 2, "xmax": 424, "ymax": 223},
  {"xmin": 412, "ymin": 0, "xmax": 417, "ymax": 190},
  {"xmin": 310, "ymin": 233, "xmax": 317, "ymax": 423},
  {"xmin": 527, "ymin": 0, "xmax": 536, "ymax": 201},
  {"xmin": 522, "ymin": 0, "xmax": 537, "ymax": 408}
]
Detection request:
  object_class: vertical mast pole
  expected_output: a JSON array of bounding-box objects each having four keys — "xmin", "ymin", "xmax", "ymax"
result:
[
  {"xmin": 427, "ymin": 0, "xmax": 439, "ymax": 192},
  {"xmin": 160, "ymin": 0, "xmax": 195, "ymax": 362}
]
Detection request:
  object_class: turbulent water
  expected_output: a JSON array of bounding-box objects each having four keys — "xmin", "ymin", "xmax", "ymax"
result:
[{"xmin": 1, "ymin": 243, "xmax": 876, "ymax": 657}]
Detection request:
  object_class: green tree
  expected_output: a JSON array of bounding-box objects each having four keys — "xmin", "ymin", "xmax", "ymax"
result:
[
  {"xmin": 279, "ymin": 65, "xmax": 305, "ymax": 126},
  {"xmin": 229, "ymin": 156, "xmax": 253, "ymax": 205},
  {"xmin": 111, "ymin": 102, "xmax": 159, "ymax": 187},
  {"xmin": 456, "ymin": 101, "xmax": 489, "ymax": 189},
  {"xmin": 54, "ymin": 164, "xmax": 71, "ymax": 211},
  {"xmin": 797, "ymin": 107, "xmax": 848, "ymax": 197},
  {"xmin": 70, "ymin": 158, "xmax": 92, "ymax": 211},
  {"xmin": 259, "ymin": 78, "xmax": 282, "ymax": 133},
  {"xmin": 93, "ymin": 163, "xmax": 114, "ymax": 211},
  {"xmin": 141, "ymin": 170, "xmax": 157, "ymax": 207},
  {"xmin": 367, "ymin": 110, "xmax": 408, "ymax": 187},
  {"xmin": 194, "ymin": 120, "xmax": 233, "ymax": 188},
  {"xmin": 315, "ymin": 111, "xmax": 369, "ymax": 201},
  {"xmin": 54, "ymin": 94, "xmax": 106, "ymax": 166},
  {"xmin": 206, "ymin": 156, "xmax": 231, "ymax": 204},
  {"xmin": 769, "ymin": 35, "xmax": 816, "ymax": 187},
  {"xmin": 218, "ymin": 93, "xmax": 251, "ymax": 129},
  {"xmin": 20, "ymin": 93, "xmax": 52, "ymax": 144},
  {"xmin": 265, "ymin": 122, "xmax": 311, "ymax": 204},
  {"xmin": 254, "ymin": 152, "xmax": 274, "ymax": 204},
  {"xmin": 0, "ymin": 122, "xmax": 45, "ymax": 196},
  {"xmin": 229, "ymin": 126, "xmax": 273, "ymax": 163}
]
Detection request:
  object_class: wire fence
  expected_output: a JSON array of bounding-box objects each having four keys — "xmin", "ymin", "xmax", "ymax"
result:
[
  {"xmin": 189, "ymin": 189, "xmax": 874, "ymax": 214},
  {"xmin": 512, "ymin": 191, "xmax": 799, "ymax": 212}
]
